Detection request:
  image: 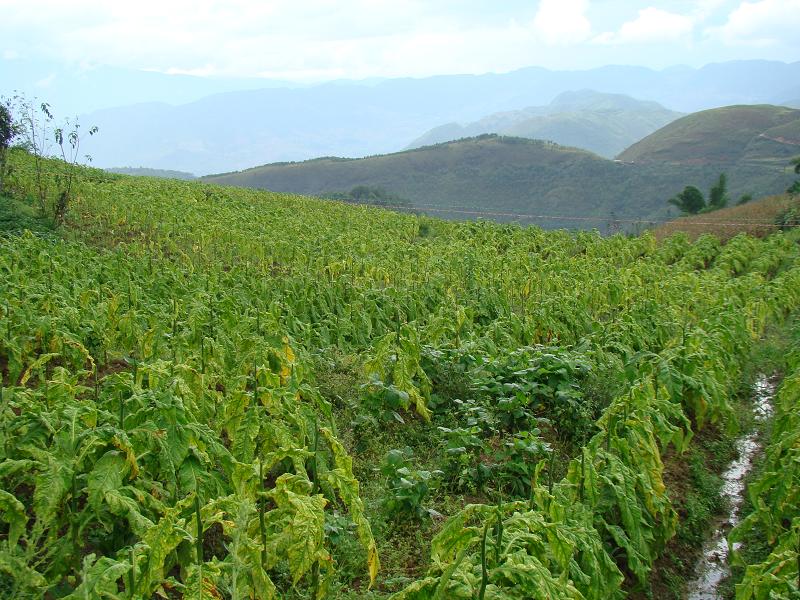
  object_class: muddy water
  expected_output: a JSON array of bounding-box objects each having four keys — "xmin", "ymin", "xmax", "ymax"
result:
[{"xmin": 685, "ymin": 375, "xmax": 775, "ymax": 600}]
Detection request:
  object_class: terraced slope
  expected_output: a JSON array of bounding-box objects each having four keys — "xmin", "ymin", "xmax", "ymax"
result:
[{"xmin": 617, "ymin": 105, "xmax": 800, "ymax": 165}]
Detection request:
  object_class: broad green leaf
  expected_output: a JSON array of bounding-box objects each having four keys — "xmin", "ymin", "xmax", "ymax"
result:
[
  {"xmin": 87, "ymin": 451, "xmax": 129, "ymax": 511},
  {"xmin": 0, "ymin": 490, "xmax": 27, "ymax": 546}
]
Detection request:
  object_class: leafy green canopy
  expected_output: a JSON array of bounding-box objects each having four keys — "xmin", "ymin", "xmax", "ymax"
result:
[{"xmin": 669, "ymin": 185, "xmax": 706, "ymax": 214}]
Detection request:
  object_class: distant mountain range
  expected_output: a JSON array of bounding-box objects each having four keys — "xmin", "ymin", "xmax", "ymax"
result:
[
  {"xmin": 202, "ymin": 105, "xmax": 799, "ymax": 231},
  {"xmin": 407, "ymin": 91, "xmax": 682, "ymax": 159},
  {"xmin": 1, "ymin": 57, "xmax": 294, "ymax": 115},
  {"xmin": 38, "ymin": 59, "xmax": 800, "ymax": 175}
]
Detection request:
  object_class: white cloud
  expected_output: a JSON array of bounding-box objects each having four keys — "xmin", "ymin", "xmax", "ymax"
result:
[
  {"xmin": 0, "ymin": 0, "xmax": 535, "ymax": 79},
  {"xmin": 2, "ymin": 49, "xmax": 20, "ymax": 60},
  {"xmin": 712, "ymin": 0, "xmax": 800, "ymax": 46},
  {"xmin": 161, "ymin": 66, "xmax": 218, "ymax": 77},
  {"xmin": 0, "ymin": 0, "xmax": 797, "ymax": 81},
  {"xmin": 533, "ymin": 0, "xmax": 592, "ymax": 45},
  {"xmin": 35, "ymin": 74, "xmax": 55, "ymax": 88},
  {"xmin": 692, "ymin": 0, "xmax": 730, "ymax": 21},
  {"xmin": 595, "ymin": 7, "xmax": 694, "ymax": 44}
]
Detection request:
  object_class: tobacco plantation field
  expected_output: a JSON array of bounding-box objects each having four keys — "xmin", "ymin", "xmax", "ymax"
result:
[{"xmin": 1, "ymin": 149, "xmax": 799, "ymax": 599}]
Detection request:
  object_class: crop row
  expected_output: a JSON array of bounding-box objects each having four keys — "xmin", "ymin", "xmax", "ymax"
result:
[{"xmin": 729, "ymin": 320, "xmax": 800, "ymax": 599}]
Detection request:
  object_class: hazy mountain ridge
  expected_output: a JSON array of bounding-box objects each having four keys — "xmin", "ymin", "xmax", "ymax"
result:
[
  {"xmin": 61, "ymin": 60, "xmax": 800, "ymax": 175},
  {"xmin": 407, "ymin": 91, "xmax": 682, "ymax": 158},
  {"xmin": 0, "ymin": 58, "xmax": 297, "ymax": 116},
  {"xmin": 202, "ymin": 126, "xmax": 795, "ymax": 231}
]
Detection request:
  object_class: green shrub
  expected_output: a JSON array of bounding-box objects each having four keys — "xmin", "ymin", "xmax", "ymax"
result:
[{"xmin": 380, "ymin": 448, "xmax": 442, "ymax": 521}]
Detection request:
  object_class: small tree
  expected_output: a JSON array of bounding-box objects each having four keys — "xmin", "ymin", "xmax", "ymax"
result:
[
  {"xmin": 10, "ymin": 95, "xmax": 55, "ymax": 215},
  {"xmin": 788, "ymin": 157, "xmax": 800, "ymax": 195},
  {"xmin": 707, "ymin": 173, "xmax": 729, "ymax": 210},
  {"xmin": 668, "ymin": 185, "xmax": 705, "ymax": 214},
  {"xmin": 53, "ymin": 119, "xmax": 98, "ymax": 225},
  {"xmin": 0, "ymin": 100, "xmax": 16, "ymax": 194}
]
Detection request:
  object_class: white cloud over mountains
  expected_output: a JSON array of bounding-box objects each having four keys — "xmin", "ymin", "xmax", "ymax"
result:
[
  {"xmin": 711, "ymin": 0, "xmax": 800, "ymax": 46},
  {"xmin": 595, "ymin": 8, "xmax": 694, "ymax": 44},
  {"xmin": 533, "ymin": 0, "xmax": 592, "ymax": 45},
  {"xmin": 0, "ymin": 0, "xmax": 797, "ymax": 80}
]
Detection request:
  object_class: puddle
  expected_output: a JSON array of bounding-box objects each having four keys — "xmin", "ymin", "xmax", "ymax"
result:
[{"xmin": 685, "ymin": 375, "xmax": 775, "ymax": 600}]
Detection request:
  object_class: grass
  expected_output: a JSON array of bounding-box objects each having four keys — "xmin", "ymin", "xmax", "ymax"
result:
[
  {"xmin": 0, "ymin": 193, "xmax": 54, "ymax": 234},
  {"xmin": 313, "ymin": 348, "xmax": 504, "ymax": 597},
  {"xmin": 313, "ymin": 350, "xmax": 441, "ymax": 597},
  {"xmin": 312, "ymin": 344, "xmax": 594, "ymax": 598},
  {"xmin": 104, "ymin": 167, "xmax": 197, "ymax": 180},
  {"xmin": 653, "ymin": 194, "xmax": 800, "ymax": 241}
]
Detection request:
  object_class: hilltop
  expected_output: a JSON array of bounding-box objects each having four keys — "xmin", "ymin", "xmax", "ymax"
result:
[
  {"xmin": 407, "ymin": 90, "xmax": 682, "ymax": 158},
  {"xmin": 203, "ymin": 133, "xmax": 794, "ymax": 231},
  {"xmin": 618, "ymin": 104, "xmax": 800, "ymax": 165}
]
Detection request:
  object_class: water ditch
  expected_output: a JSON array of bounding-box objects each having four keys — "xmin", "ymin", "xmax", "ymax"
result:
[{"xmin": 685, "ymin": 375, "xmax": 775, "ymax": 600}]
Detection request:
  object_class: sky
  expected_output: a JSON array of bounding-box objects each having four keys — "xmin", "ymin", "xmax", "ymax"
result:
[{"xmin": 1, "ymin": 0, "xmax": 799, "ymax": 81}]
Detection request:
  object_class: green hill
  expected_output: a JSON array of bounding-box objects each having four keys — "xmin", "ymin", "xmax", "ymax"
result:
[
  {"xmin": 617, "ymin": 104, "xmax": 800, "ymax": 165},
  {"xmin": 407, "ymin": 90, "xmax": 681, "ymax": 158},
  {"xmin": 203, "ymin": 134, "xmax": 794, "ymax": 231},
  {"xmin": 105, "ymin": 167, "xmax": 197, "ymax": 180}
]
